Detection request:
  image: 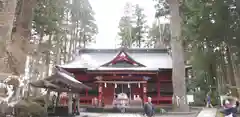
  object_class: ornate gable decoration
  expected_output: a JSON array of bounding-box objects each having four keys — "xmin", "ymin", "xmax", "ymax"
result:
[{"xmin": 100, "ymin": 50, "xmax": 146, "ymax": 68}]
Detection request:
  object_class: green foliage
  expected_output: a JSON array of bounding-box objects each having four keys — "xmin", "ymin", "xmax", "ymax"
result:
[
  {"xmin": 33, "ymin": 0, "xmax": 66, "ymax": 35},
  {"xmin": 132, "ymin": 4, "xmax": 148, "ymax": 47},
  {"xmin": 146, "ymin": 22, "xmax": 170, "ymax": 48},
  {"xmin": 118, "ymin": 15, "xmax": 134, "ymax": 48},
  {"xmin": 27, "ymin": 0, "xmax": 98, "ymax": 94},
  {"xmin": 32, "ymin": 0, "xmax": 98, "ymax": 46},
  {"xmin": 193, "ymin": 91, "xmax": 206, "ymax": 106},
  {"xmin": 186, "ymin": 47, "xmax": 219, "ymax": 104},
  {"xmin": 146, "ymin": 23, "xmax": 159, "ymax": 48},
  {"xmin": 154, "ymin": 0, "xmax": 169, "ymax": 17},
  {"xmin": 118, "ymin": 3, "xmax": 148, "ymax": 48},
  {"xmin": 180, "ymin": 0, "xmax": 240, "ymax": 102},
  {"xmin": 155, "ymin": 107, "xmax": 167, "ymax": 114},
  {"xmin": 182, "ymin": 0, "xmax": 240, "ymax": 49},
  {"xmin": 153, "ymin": 0, "xmax": 240, "ymax": 102},
  {"xmin": 70, "ymin": 0, "xmax": 98, "ymax": 46}
]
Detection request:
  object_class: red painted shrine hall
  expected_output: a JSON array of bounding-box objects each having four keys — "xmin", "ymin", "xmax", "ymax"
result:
[{"xmin": 59, "ymin": 48, "xmax": 178, "ymax": 106}]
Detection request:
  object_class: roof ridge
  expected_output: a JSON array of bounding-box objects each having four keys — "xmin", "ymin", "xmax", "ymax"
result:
[{"xmin": 79, "ymin": 48, "xmax": 169, "ymax": 53}]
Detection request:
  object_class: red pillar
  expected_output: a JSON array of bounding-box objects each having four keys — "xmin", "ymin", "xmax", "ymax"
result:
[
  {"xmin": 85, "ymin": 89, "xmax": 89, "ymax": 104},
  {"xmin": 98, "ymin": 83, "xmax": 103, "ymax": 106},
  {"xmin": 157, "ymin": 75, "xmax": 160, "ymax": 97},
  {"xmin": 157, "ymin": 74, "xmax": 160, "ymax": 105},
  {"xmin": 86, "ymin": 89, "xmax": 88, "ymax": 97},
  {"xmin": 143, "ymin": 83, "xmax": 147, "ymax": 103}
]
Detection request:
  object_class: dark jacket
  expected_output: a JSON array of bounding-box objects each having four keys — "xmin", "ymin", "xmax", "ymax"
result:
[
  {"xmin": 144, "ymin": 102, "xmax": 155, "ymax": 117},
  {"xmin": 221, "ymin": 100, "xmax": 239, "ymax": 117},
  {"xmin": 220, "ymin": 107, "xmax": 237, "ymax": 117}
]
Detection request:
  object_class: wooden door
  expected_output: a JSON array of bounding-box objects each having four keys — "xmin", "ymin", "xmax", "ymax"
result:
[
  {"xmin": 102, "ymin": 84, "xmax": 114, "ymax": 105},
  {"xmin": 131, "ymin": 84, "xmax": 143, "ymax": 100}
]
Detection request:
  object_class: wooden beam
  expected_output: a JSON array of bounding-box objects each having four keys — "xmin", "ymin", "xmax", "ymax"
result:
[
  {"xmin": 88, "ymin": 71, "xmax": 157, "ymax": 75},
  {"xmin": 98, "ymin": 76, "xmax": 145, "ymax": 80},
  {"xmin": 95, "ymin": 81, "xmax": 147, "ymax": 84}
]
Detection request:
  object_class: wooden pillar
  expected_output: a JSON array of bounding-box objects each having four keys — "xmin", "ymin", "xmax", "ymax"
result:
[
  {"xmin": 56, "ymin": 92, "xmax": 61, "ymax": 107},
  {"xmin": 86, "ymin": 89, "xmax": 88, "ymax": 97},
  {"xmin": 68, "ymin": 92, "xmax": 73, "ymax": 115},
  {"xmin": 129, "ymin": 83, "xmax": 132, "ymax": 100},
  {"xmin": 143, "ymin": 83, "xmax": 147, "ymax": 103},
  {"xmin": 157, "ymin": 74, "xmax": 161, "ymax": 105},
  {"xmin": 44, "ymin": 90, "xmax": 50, "ymax": 111},
  {"xmin": 76, "ymin": 94, "xmax": 80, "ymax": 115},
  {"xmin": 157, "ymin": 74, "xmax": 160, "ymax": 97},
  {"xmin": 98, "ymin": 83, "xmax": 103, "ymax": 106}
]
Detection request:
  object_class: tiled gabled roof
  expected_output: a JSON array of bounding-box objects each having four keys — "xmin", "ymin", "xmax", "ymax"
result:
[{"xmin": 60, "ymin": 48, "xmax": 173, "ymax": 70}]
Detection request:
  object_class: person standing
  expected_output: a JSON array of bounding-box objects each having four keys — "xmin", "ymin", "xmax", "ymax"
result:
[
  {"xmin": 206, "ymin": 93, "xmax": 213, "ymax": 108},
  {"xmin": 144, "ymin": 97, "xmax": 155, "ymax": 117}
]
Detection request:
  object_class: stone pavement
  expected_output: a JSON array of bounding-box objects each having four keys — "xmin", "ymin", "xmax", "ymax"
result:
[
  {"xmin": 79, "ymin": 108, "xmax": 217, "ymax": 117},
  {"xmin": 79, "ymin": 112, "xmax": 103, "ymax": 117},
  {"xmin": 98, "ymin": 113, "xmax": 144, "ymax": 117},
  {"xmin": 99, "ymin": 113, "xmax": 198, "ymax": 117},
  {"xmin": 196, "ymin": 108, "xmax": 217, "ymax": 117},
  {"xmin": 79, "ymin": 113, "xmax": 198, "ymax": 117}
]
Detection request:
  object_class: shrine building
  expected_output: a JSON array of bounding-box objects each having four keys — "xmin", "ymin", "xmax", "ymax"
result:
[{"xmin": 59, "ymin": 48, "xmax": 184, "ymax": 106}]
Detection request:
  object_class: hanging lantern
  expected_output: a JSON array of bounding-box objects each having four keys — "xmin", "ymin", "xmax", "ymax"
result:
[
  {"xmin": 115, "ymin": 83, "xmax": 117, "ymax": 88},
  {"xmin": 138, "ymin": 83, "xmax": 140, "ymax": 88},
  {"xmin": 104, "ymin": 83, "xmax": 107, "ymax": 88},
  {"xmin": 143, "ymin": 87, "xmax": 146, "ymax": 93},
  {"xmin": 98, "ymin": 86, "xmax": 102, "ymax": 92}
]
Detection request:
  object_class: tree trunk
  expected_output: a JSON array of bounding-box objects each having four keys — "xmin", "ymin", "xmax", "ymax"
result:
[
  {"xmin": 168, "ymin": 0, "xmax": 189, "ymax": 112},
  {"xmin": 0, "ymin": 0, "xmax": 17, "ymax": 46},
  {"xmin": 55, "ymin": 34, "xmax": 61, "ymax": 65},
  {"xmin": 15, "ymin": 0, "xmax": 36, "ymax": 38},
  {"xmin": 44, "ymin": 34, "xmax": 52, "ymax": 77},
  {"xmin": 0, "ymin": 0, "xmax": 36, "ymax": 75},
  {"xmin": 225, "ymin": 46, "xmax": 239, "ymax": 97},
  {"xmin": 0, "ymin": 0, "xmax": 17, "ymax": 73},
  {"xmin": 10, "ymin": 0, "xmax": 36, "ymax": 73},
  {"xmin": 63, "ymin": 37, "xmax": 68, "ymax": 63},
  {"xmin": 219, "ymin": 54, "xmax": 228, "ymax": 94},
  {"xmin": 231, "ymin": 58, "xmax": 240, "ymax": 98},
  {"xmin": 235, "ymin": 65, "xmax": 240, "ymax": 97},
  {"xmin": 155, "ymin": 21, "xmax": 167, "ymax": 49}
]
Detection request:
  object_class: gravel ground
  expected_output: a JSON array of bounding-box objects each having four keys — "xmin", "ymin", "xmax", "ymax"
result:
[{"xmin": 78, "ymin": 113, "xmax": 198, "ymax": 117}]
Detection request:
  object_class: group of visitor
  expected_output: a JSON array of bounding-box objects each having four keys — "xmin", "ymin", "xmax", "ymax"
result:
[
  {"xmin": 206, "ymin": 92, "xmax": 239, "ymax": 117},
  {"xmin": 220, "ymin": 99, "xmax": 239, "ymax": 117}
]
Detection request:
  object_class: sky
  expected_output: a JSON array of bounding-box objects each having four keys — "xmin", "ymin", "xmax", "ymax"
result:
[{"xmin": 88, "ymin": 0, "xmax": 156, "ymax": 49}]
